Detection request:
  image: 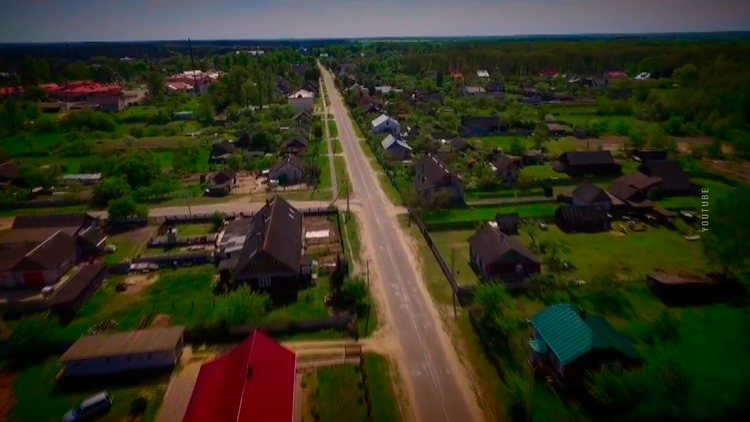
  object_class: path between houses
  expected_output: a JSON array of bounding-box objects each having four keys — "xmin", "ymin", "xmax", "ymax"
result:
[{"xmin": 320, "ymin": 80, "xmax": 339, "ymax": 200}]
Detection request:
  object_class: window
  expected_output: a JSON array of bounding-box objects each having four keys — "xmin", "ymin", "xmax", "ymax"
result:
[
  {"xmin": 515, "ymin": 263, "xmax": 524, "ymax": 274},
  {"xmin": 259, "ymin": 277, "xmax": 272, "ymax": 288},
  {"xmin": 601, "ymin": 361, "xmax": 622, "ymax": 372}
]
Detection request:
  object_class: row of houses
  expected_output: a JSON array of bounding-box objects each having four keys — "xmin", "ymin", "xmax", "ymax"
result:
[{"xmin": 1, "ymin": 80, "xmax": 127, "ymax": 111}]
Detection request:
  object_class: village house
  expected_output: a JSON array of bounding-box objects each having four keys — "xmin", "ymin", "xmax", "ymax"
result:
[
  {"xmin": 181, "ymin": 330, "xmax": 296, "ymax": 422},
  {"xmin": 449, "ymin": 138, "xmax": 473, "ymax": 153},
  {"xmin": 43, "ymin": 81, "xmax": 126, "ymax": 112},
  {"xmin": 381, "ymin": 134, "xmax": 412, "ymax": 161},
  {"xmin": 0, "ymin": 161, "xmax": 22, "ymax": 185},
  {"xmin": 523, "ymin": 150, "xmax": 544, "ymax": 166},
  {"xmin": 545, "ymin": 122, "xmax": 570, "ymax": 138},
  {"xmin": 207, "ymin": 167, "xmax": 238, "ymax": 196},
  {"xmin": 607, "ymin": 171, "xmax": 662, "ymax": 211},
  {"xmin": 485, "ymin": 81, "xmax": 505, "ymax": 93},
  {"xmin": 165, "ymin": 70, "xmax": 221, "ymax": 94},
  {"xmin": 279, "ymin": 131, "xmax": 309, "ymax": 155},
  {"xmin": 564, "ymin": 180, "xmax": 613, "ymax": 211},
  {"xmin": 215, "ymin": 196, "xmax": 312, "ymax": 303},
  {"xmin": 413, "ymin": 154, "xmax": 464, "ymax": 205},
  {"xmin": 461, "ymin": 116, "xmax": 502, "ymax": 136},
  {"xmin": 476, "ymin": 70, "xmax": 490, "ymax": 78},
  {"xmin": 637, "ymin": 159, "xmax": 700, "ymax": 197},
  {"xmin": 0, "ymin": 213, "xmax": 106, "ymax": 289},
  {"xmin": 371, "ymin": 114, "xmax": 401, "ymax": 135},
  {"xmin": 554, "ymin": 151, "xmax": 622, "ymax": 177},
  {"xmin": 60, "ymin": 326, "xmax": 184, "ymax": 377},
  {"xmin": 490, "ymin": 156, "xmax": 519, "ymax": 183},
  {"xmin": 539, "ymin": 68, "xmax": 560, "ymax": 78},
  {"xmin": 209, "ymin": 140, "xmax": 236, "ymax": 163},
  {"xmin": 494, "ymin": 213, "xmax": 521, "ymax": 235},
  {"xmin": 529, "ymin": 304, "xmax": 640, "ymax": 387},
  {"xmin": 287, "ymin": 88, "xmax": 315, "ymax": 112},
  {"xmin": 268, "ymin": 155, "xmax": 304, "ymax": 185},
  {"xmin": 604, "ymin": 68, "xmax": 628, "ymax": 80},
  {"xmin": 459, "ymin": 85, "xmax": 486, "ymax": 97},
  {"xmin": 554, "ymin": 204, "xmax": 611, "ymax": 233},
  {"xmin": 468, "ymin": 221, "xmax": 541, "ymax": 286},
  {"xmin": 632, "ymin": 149, "xmax": 668, "ymax": 161}
]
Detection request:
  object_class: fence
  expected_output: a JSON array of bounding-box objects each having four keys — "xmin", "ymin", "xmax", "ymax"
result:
[
  {"xmin": 148, "ymin": 236, "xmax": 214, "ymax": 248},
  {"xmin": 108, "ymin": 206, "xmax": 340, "ymax": 228}
]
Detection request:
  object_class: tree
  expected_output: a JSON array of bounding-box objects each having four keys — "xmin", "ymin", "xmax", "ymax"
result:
[
  {"xmin": 216, "ymin": 285, "xmax": 271, "ymax": 325},
  {"xmin": 93, "ymin": 177, "xmax": 132, "ymax": 205},
  {"xmin": 147, "ymin": 72, "xmax": 165, "ymax": 99},
  {"xmin": 24, "ymin": 103, "xmax": 41, "ymax": 121},
  {"xmin": 701, "ymin": 187, "xmax": 750, "ymax": 278},
  {"xmin": 543, "ymin": 237, "xmax": 570, "ymax": 260},
  {"xmin": 522, "ymin": 219, "xmax": 540, "ymax": 247},
  {"xmin": 650, "ymin": 310, "xmax": 680, "ymax": 352},
  {"xmin": 472, "ymin": 283, "xmax": 519, "ymax": 347},
  {"xmin": 506, "ymin": 369, "xmax": 534, "ymax": 422},
  {"xmin": 115, "ymin": 150, "xmax": 162, "ymax": 188},
  {"xmin": 649, "ymin": 130, "xmax": 671, "ymax": 150},
  {"xmin": 730, "ymin": 131, "xmax": 750, "ymax": 159},
  {"xmin": 665, "ymin": 116, "xmax": 684, "ymax": 136},
  {"xmin": 210, "ymin": 211, "xmax": 226, "ymax": 232},
  {"xmin": 107, "ymin": 195, "xmax": 147, "ymax": 222},
  {"xmin": 436, "ymin": 70, "xmax": 444, "ymax": 87},
  {"xmin": 304, "ymin": 67, "xmax": 321, "ymax": 82},
  {"xmin": 614, "ymin": 120, "xmax": 630, "ymax": 136},
  {"xmin": 508, "ymin": 137, "xmax": 526, "ymax": 156},
  {"xmin": 628, "ymin": 128, "xmax": 647, "ymax": 150},
  {"xmin": 0, "ymin": 97, "xmax": 25, "ymax": 135},
  {"xmin": 532, "ymin": 124, "xmax": 548, "ymax": 150},
  {"xmin": 20, "ymin": 165, "xmax": 59, "ymax": 192},
  {"xmin": 6, "ymin": 313, "xmax": 62, "ymax": 362},
  {"xmin": 339, "ymin": 278, "xmax": 369, "ymax": 316},
  {"xmin": 172, "ymin": 143, "xmax": 202, "ymax": 174},
  {"xmin": 196, "ymin": 96, "xmax": 215, "ymax": 124},
  {"xmin": 672, "ymin": 63, "xmax": 698, "ymax": 87},
  {"xmin": 705, "ymin": 138, "xmax": 723, "ymax": 158},
  {"xmin": 330, "ymin": 255, "xmax": 346, "ymax": 296}
]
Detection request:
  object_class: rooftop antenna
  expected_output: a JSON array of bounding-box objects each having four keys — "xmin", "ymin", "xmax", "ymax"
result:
[{"xmin": 188, "ymin": 37, "xmax": 199, "ymax": 95}]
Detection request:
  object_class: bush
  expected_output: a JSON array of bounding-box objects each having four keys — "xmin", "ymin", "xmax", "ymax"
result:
[
  {"xmin": 5, "ymin": 313, "xmax": 62, "ymax": 362},
  {"xmin": 129, "ymin": 397, "xmax": 148, "ymax": 415}
]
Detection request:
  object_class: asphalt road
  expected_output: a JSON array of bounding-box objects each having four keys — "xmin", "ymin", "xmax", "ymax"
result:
[{"xmin": 319, "ymin": 66, "xmax": 480, "ymax": 422}]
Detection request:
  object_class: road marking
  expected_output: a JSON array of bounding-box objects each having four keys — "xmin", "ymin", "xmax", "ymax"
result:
[{"xmin": 323, "ymin": 71, "xmax": 454, "ymax": 421}]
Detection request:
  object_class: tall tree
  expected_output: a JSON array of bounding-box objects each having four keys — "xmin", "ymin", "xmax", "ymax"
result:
[
  {"xmin": 0, "ymin": 97, "xmax": 25, "ymax": 135},
  {"xmin": 701, "ymin": 187, "xmax": 750, "ymax": 279}
]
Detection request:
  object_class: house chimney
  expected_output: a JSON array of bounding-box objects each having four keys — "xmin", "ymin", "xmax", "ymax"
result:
[{"xmin": 247, "ymin": 365, "xmax": 254, "ymax": 379}]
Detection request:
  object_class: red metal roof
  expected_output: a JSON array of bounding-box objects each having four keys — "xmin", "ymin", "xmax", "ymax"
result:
[
  {"xmin": 540, "ymin": 68, "xmax": 559, "ymax": 77},
  {"xmin": 0, "ymin": 86, "xmax": 23, "ymax": 95},
  {"xmin": 39, "ymin": 83, "xmax": 60, "ymax": 92},
  {"xmin": 181, "ymin": 330, "xmax": 296, "ymax": 422}
]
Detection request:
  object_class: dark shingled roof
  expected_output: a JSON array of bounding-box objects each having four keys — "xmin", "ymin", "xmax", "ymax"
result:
[
  {"xmin": 0, "ymin": 161, "xmax": 21, "ymax": 181},
  {"xmin": 12, "ymin": 213, "xmax": 96, "ymax": 230},
  {"xmin": 212, "ymin": 167, "xmax": 237, "ymax": 186},
  {"xmin": 560, "ymin": 151, "xmax": 616, "ymax": 166},
  {"xmin": 46, "ymin": 264, "xmax": 107, "ymax": 307},
  {"xmin": 413, "ymin": 154, "xmax": 458, "ymax": 192},
  {"xmin": 211, "ymin": 140, "xmax": 236, "ymax": 156},
  {"xmin": 61, "ymin": 326, "xmax": 185, "ymax": 361},
  {"xmin": 571, "ymin": 180, "xmax": 611, "ymax": 205},
  {"xmin": 556, "ymin": 204, "xmax": 608, "ymax": 222},
  {"xmin": 495, "ymin": 213, "xmax": 520, "ymax": 227},
  {"xmin": 638, "ymin": 160, "xmax": 693, "ymax": 192},
  {"xmin": 269, "ymin": 155, "xmax": 304, "ymax": 173},
  {"xmin": 449, "ymin": 138, "xmax": 471, "ymax": 152},
  {"xmin": 234, "ymin": 196, "xmax": 304, "ymax": 277},
  {"xmin": 0, "ymin": 231, "xmax": 77, "ymax": 272},
  {"xmin": 468, "ymin": 223, "xmax": 540, "ymax": 265}
]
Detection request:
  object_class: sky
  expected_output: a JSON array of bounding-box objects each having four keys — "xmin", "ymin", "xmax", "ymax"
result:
[{"xmin": 1, "ymin": 0, "xmax": 749, "ymax": 43}]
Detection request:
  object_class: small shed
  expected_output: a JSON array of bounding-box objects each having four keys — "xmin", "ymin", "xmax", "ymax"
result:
[
  {"xmin": 647, "ymin": 272, "xmax": 724, "ymax": 304},
  {"xmin": 60, "ymin": 326, "xmax": 184, "ymax": 377}
]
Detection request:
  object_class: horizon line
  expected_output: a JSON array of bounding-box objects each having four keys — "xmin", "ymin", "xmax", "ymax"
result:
[{"xmin": 2, "ymin": 30, "xmax": 749, "ymax": 46}]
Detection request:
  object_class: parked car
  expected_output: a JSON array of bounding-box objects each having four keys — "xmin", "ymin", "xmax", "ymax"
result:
[{"xmin": 62, "ymin": 391, "xmax": 113, "ymax": 422}]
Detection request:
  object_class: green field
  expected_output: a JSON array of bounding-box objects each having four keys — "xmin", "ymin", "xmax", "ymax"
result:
[
  {"xmin": 334, "ymin": 156, "xmax": 349, "ymax": 194},
  {"xmin": 332, "ymin": 138, "xmax": 343, "ymax": 154},
  {"xmin": 317, "ymin": 155, "xmax": 332, "ymax": 191},
  {"xmin": 309, "ymin": 364, "xmax": 369, "ymax": 422},
  {"xmin": 9, "ymin": 357, "xmax": 166, "ymax": 422},
  {"xmin": 430, "ymin": 229, "xmax": 481, "ymax": 286},
  {"xmin": 364, "ymin": 353, "xmax": 403, "ymax": 422},
  {"xmin": 174, "ymin": 223, "xmax": 215, "ymax": 236},
  {"xmin": 547, "ymin": 106, "xmax": 661, "ymax": 135},
  {"xmin": 1, "ymin": 133, "xmax": 61, "ymax": 156},
  {"xmin": 328, "ymin": 120, "xmax": 338, "ymax": 138},
  {"xmin": 472, "ymin": 136, "xmax": 576, "ymax": 156},
  {"xmin": 518, "ymin": 164, "xmax": 571, "ymax": 180},
  {"xmin": 424, "ymin": 203, "xmax": 559, "ymax": 224}
]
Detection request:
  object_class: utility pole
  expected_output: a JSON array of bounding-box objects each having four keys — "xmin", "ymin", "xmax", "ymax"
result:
[
  {"xmin": 453, "ymin": 292, "xmax": 457, "ymax": 320},
  {"xmin": 366, "ymin": 260, "xmax": 370, "ymax": 287},
  {"xmin": 187, "ymin": 38, "xmax": 199, "ymax": 96},
  {"xmin": 185, "ymin": 187, "xmax": 192, "ymax": 216}
]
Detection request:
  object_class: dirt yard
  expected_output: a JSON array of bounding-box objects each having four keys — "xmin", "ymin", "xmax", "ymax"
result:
[
  {"xmin": 231, "ymin": 172, "xmax": 264, "ymax": 195},
  {"xmin": 575, "ymin": 135, "xmax": 719, "ymax": 153},
  {"xmin": 303, "ymin": 216, "xmax": 342, "ymax": 267},
  {"xmin": 121, "ymin": 274, "xmax": 159, "ymax": 295},
  {"xmin": 700, "ymin": 159, "xmax": 750, "ymax": 182}
]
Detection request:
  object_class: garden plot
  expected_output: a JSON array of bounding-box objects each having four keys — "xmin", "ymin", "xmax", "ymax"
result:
[
  {"xmin": 230, "ymin": 172, "xmax": 265, "ymax": 195},
  {"xmin": 303, "ymin": 215, "xmax": 343, "ymax": 270}
]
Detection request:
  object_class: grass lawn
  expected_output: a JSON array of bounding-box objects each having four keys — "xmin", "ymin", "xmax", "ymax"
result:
[
  {"xmin": 398, "ymin": 215, "xmax": 455, "ymax": 305},
  {"xmin": 317, "ymin": 155, "xmax": 332, "ymax": 192},
  {"xmin": 266, "ymin": 277, "xmax": 331, "ymax": 322},
  {"xmin": 334, "ymin": 156, "xmax": 349, "ymax": 194},
  {"xmin": 1, "ymin": 133, "xmax": 61, "ymax": 156},
  {"xmin": 547, "ymin": 106, "xmax": 661, "ymax": 135},
  {"xmin": 378, "ymin": 174, "xmax": 403, "ymax": 206},
  {"xmin": 342, "ymin": 213, "xmax": 362, "ymax": 265},
  {"xmin": 0, "ymin": 205, "xmax": 90, "ymax": 218},
  {"xmin": 328, "ymin": 120, "xmax": 338, "ymax": 138},
  {"xmin": 424, "ymin": 203, "xmax": 559, "ymax": 224},
  {"xmin": 521, "ymin": 225, "xmax": 707, "ymax": 280},
  {"xmin": 364, "ymin": 353, "xmax": 403, "ymax": 422},
  {"xmin": 9, "ymin": 357, "xmax": 166, "ymax": 422},
  {"xmin": 349, "ymin": 114, "xmax": 364, "ymax": 138},
  {"xmin": 309, "ymin": 364, "xmax": 369, "ymax": 422},
  {"xmin": 473, "ymin": 136, "xmax": 576, "ymax": 156},
  {"xmin": 332, "ymin": 138, "xmax": 343, "ymax": 154},
  {"xmin": 175, "ymin": 223, "xmax": 215, "ymax": 236},
  {"xmin": 518, "ymin": 164, "xmax": 571, "ymax": 180},
  {"xmin": 19, "ymin": 155, "xmax": 87, "ymax": 174},
  {"xmin": 430, "ymin": 229, "xmax": 481, "ymax": 286}
]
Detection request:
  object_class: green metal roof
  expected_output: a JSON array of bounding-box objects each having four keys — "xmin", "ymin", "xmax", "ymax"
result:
[{"xmin": 530, "ymin": 304, "xmax": 640, "ymax": 365}]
